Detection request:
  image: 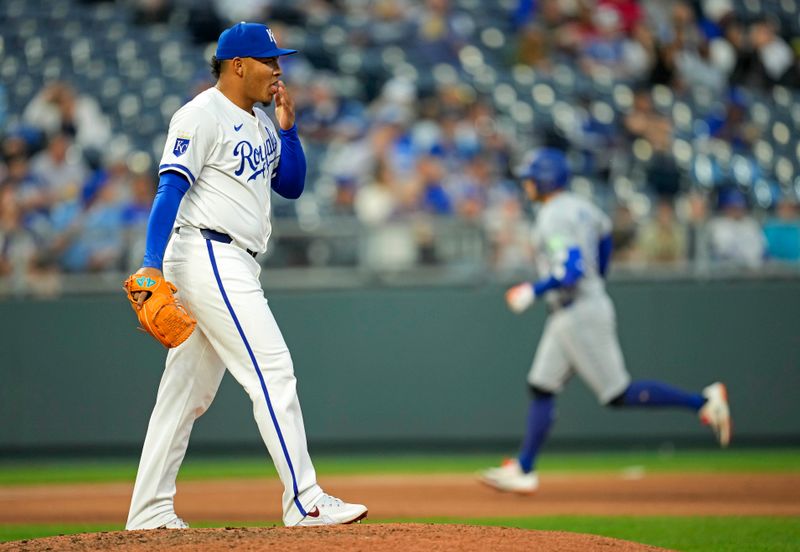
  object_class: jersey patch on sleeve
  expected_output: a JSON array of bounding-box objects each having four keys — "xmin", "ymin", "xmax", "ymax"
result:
[{"xmin": 173, "ymin": 134, "xmax": 191, "ymax": 157}]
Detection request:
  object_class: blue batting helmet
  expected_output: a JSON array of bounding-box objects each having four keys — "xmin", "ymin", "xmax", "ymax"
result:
[{"xmin": 520, "ymin": 148, "xmax": 570, "ymax": 194}]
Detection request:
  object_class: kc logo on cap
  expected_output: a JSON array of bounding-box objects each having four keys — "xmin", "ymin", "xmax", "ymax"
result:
[{"xmin": 215, "ymin": 22, "xmax": 298, "ymax": 60}]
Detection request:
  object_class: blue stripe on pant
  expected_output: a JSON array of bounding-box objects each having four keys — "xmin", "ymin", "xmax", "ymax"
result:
[{"xmin": 206, "ymin": 239, "xmax": 307, "ymax": 517}]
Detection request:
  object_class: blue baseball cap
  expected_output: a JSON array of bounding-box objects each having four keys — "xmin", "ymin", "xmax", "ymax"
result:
[{"xmin": 215, "ymin": 22, "xmax": 297, "ymax": 60}]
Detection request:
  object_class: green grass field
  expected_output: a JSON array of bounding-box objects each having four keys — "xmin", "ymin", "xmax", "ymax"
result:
[
  {"xmin": 1, "ymin": 448, "xmax": 798, "ymax": 551},
  {"xmin": 3, "ymin": 448, "xmax": 799, "ymax": 485}
]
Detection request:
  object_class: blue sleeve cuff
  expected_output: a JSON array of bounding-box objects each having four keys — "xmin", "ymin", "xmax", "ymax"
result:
[
  {"xmin": 279, "ymin": 124, "xmax": 298, "ymax": 137},
  {"xmin": 533, "ymin": 276, "xmax": 560, "ymax": 297},
  {"xmin": 141, "ymin": 172, "xmax": 189, "ymax": 269}
]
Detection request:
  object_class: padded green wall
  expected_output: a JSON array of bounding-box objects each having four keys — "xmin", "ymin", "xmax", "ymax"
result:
[{"xmin": 1, "ymin": 278, "xmax": 798, "ymax": 452}]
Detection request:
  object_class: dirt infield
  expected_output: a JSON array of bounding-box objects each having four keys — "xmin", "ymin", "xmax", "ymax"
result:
[
  {"xmin": 1, "ymin": 472, "xmax": 797, "ymax": 525},
  {"xmin": 0, "ymin": 523, "xmax": 673, "ymax": 551},
  {"xmin": 1, "ymin": 472, "xmax": 798, "ymax": 550}
]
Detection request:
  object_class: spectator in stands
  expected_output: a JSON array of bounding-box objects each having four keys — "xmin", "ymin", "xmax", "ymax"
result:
[
  {"xmin": 369, "ymin": 107, "xmax": 416, "ymax": 181},
  {"xmin": 705, "ymin": 187, "xmax": 765, "ymax": 268},
  {"xmin": 296, "ymin": 77, "xmax": 359, "ymax": 143},
  {"xmin": 676, "ymin": 36, "xmax": 727, "ymax": 93},
  {"xmin": 645, "ymin": 1, "xmax": 706, "ymax": 89},
  {"xmin": 646, "ymin": 153, "xmax": 683, "ymax": 199},
  {"xmin": 355, "ymin": 159, "xmax": 418, "ymax": 270},
  {"xmin": 484, "ymin": 185, "xmax": 532, "ymax": 272},
  {"xmin": 355, "ymin": 160, "xmax": 400, "ymax": 227},
  {"xmin": 705, "ymin": 88, "xmax": 759, "ymax": 153},
  {"xmin": 49, "ymin": 174, "xmax": 127, "ymax": 273},
  {"xmin": 624, "ymin": 88, "xmax": 672, "ymax": 155},
  {"xmin": 0, "ymin": 182, "xmax": 36, "ymax": 282},
  {"xmin": 709, "ymin": 13, "xmax": 752, "ymax": 84},
  {"xmin": 557, "ymin": 0, "xmax": 603, "ymax": 56},
  {"xmin": 610, "ymin": 203, "xmax": 639, "ymax": 264},
  {"xmin": 624, "ymin": 89, "xmax": 680, "ymax": 198},
  {"xmin": 415, "ymin": 155, "xmax": 453, "ymax": 216},
  {"xmin": 622, "ymin": 22, "xmax": 658, "ymax": 81},
  {"xmin": 578, "ymin": 5, "xmax": 629, "ymax": 79},
  {"xmin": 514, "ymin": 0, "xmax": 567, "ymax": 70},
  {"xmin": 637, "ymin": 198, "xmax": 688, "ymax": 265},
  {"xmin": 0, "ymin": 180, "xmax": 61, "ymax": 297},
  {"xmin": 567, "ymin": 95, "xmax": 618, "ymax": 184},
  {"xmin": 599, "ymin": 0, "xmax": 643, "ymax": 36},
  {"xmin": 763, "ymin": 197, "xmax": 800, "ymax": 264},
  {"xmin": 747, "ymin": 18, "xmax": 799, "ymax": 89},
  {"xmin": 1, "ymin": 146, "xmax": 51, "ymax": 244},
  {"xmin": 410, "ymin": 0, "xmax": 469, "ymax": 66},
  {"xmin": 30, "ymin": 132, "xmax": 87, "ymax": 207},
  {"xmin": 23, "ymin": 82, "xmax": 111, "ymax": 153},
  {"xmin": 449, "ymin": 154, "xmax": 495, "ymax": 221},
  {"xmin": 430, "ymin": 108, "xmax": 480, "ymax": 174},
  {"xmin": 331, "ymin": 174, "xmax": 358, "ymax": 217},
  {"xmin": 122, "ymin": 171, "xmax": 155, "ymax": 229}
]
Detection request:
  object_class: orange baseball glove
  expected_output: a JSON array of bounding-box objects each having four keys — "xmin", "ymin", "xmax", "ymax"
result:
[{"xmin": 123, "ymin": 273, "xmax": 196, "ymax": 348}]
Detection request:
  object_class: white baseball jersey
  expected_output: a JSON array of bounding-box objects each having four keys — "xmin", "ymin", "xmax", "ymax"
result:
[
  {"xmin": 527, "ymin": 191, "xmax": 630, "ymax": 404},
  {"xmin": 158, "ymin": 87, "xmax": 282, "ymax": 253}
]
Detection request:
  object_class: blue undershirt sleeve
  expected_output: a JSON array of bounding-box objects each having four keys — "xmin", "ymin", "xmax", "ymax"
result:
[
  {"xmin": 141, "ymin": 171, "xmax": 189, "ymax": 269},
  {"xmin": 598, "ymin": 233, "xmax": 612, "ymax": 277},
  {"xmin": 271, "ymin": 125, "xmax": 306, "ymax": 200}
]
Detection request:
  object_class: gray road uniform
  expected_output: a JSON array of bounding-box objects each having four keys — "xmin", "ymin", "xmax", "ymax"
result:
[{"xmin": 528, "ymin": 192, "xmax": 631, "ymax": 404}]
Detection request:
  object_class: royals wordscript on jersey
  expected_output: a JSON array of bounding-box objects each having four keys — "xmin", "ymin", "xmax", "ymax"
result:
[
  {"xmin": 233, "ymin": 131, "xmax": 279, "ymax": 182},
  {"xmin": 158, "ymin": 87, "xmax": 283, "ymax": 254}
]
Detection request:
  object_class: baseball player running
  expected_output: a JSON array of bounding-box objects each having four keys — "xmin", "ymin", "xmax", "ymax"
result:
[
  {"xmin": 480, "ymin": 148, "xmax": 731, "ymax": 494},
  {"xmin": 125, "ymin": 22, "xmax": 367, "ymax": 528}
]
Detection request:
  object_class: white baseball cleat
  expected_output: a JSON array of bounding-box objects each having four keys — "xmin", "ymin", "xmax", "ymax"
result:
[
  {"xmin": 159, "ymin": 517, "xmax": 189, "ymax": 529},
  {"xmin": 699, "ymin": 382, "xmax": 732, "ymax": 447},
  {"xmin": 294, "ymin": 494, "xmax": 368, "ymax": 526},
  {"xmin": 479, "ymin": 458, "xmax": 539, "ymax": 494}
]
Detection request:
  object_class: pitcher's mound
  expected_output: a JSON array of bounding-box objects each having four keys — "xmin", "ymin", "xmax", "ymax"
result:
[{"xmin": 3, "ymin": 523, "xmax": 671, "ymax": 551}]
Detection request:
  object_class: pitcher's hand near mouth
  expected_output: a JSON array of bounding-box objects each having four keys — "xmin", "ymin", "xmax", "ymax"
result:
[{"xmin": 274, "ymin": 80, "xmax": 295, "ymax": 130}]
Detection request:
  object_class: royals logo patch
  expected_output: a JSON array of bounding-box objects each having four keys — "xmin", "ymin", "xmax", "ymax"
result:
[{"xmin": 173, "ymin": 136, "xmax": 191, "ymax": 157}]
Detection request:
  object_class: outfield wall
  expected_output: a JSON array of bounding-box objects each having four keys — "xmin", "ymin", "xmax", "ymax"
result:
[{"xmin": 1, "ymin": 278, "xmax": 798, "ymax": 453}]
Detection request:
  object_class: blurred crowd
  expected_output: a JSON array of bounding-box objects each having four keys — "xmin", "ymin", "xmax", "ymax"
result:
[{"xmin": 1, "ymin": 0, "xmax": 800, "ymax": 294}]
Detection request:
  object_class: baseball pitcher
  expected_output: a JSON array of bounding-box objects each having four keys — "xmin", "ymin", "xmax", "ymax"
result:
[{"xmin": 124, "ymin": 22, "xmax": 367, "ymax": 528}]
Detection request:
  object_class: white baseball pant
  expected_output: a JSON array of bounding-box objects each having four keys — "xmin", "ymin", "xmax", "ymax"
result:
[{"xmin": 126, "ymin": 228, "xmax": 322, "ymax": 529}]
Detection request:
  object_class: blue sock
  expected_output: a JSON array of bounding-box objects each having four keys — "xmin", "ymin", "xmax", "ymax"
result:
[
  {"xmin": 621, "ymin": 380, "xmax": 705, "ymax": 410},
  {"xmin": 517, "ymin": 396, "xmax": 555, "ymax": 473}
]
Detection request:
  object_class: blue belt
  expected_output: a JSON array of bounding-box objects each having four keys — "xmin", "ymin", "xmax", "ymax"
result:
[{"xmin": 177, "ymin": 227, "xmax": 257, "ymax": 258}]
